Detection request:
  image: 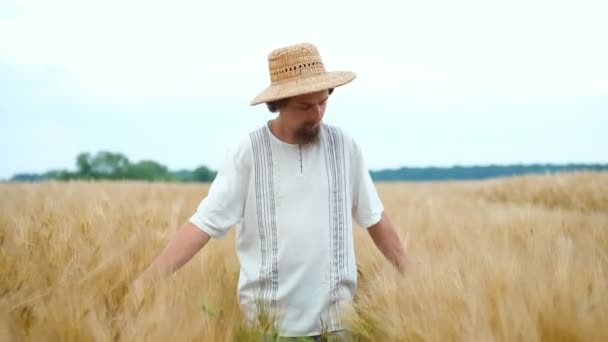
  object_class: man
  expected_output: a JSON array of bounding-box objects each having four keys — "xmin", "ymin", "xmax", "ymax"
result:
[{"xmin": 133, "ymin": 43, "xmax": 408, "ymax": 340}]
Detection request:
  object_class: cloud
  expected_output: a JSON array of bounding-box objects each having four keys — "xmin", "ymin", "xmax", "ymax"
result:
[
  {"xmin": 1, "ymin": 0, "xmax": 606, "ymax": 106},
  {"xmin": 1, "ymin": 0, "xmax": 606, "ymax": 178}
]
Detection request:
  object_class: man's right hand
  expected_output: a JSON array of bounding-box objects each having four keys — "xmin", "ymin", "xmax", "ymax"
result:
[
  {"xmin": 127, "ymin": 221, "xmax": 211, "ymax": 307},
  {"xmin": 130, "ymin": 277, "xmax": 146, "ymax": 306}
]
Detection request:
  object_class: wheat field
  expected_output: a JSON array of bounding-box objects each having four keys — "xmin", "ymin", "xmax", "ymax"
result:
[{"xmin": 1, "ymin": 172, "xmax": 607, "ymax": 341}]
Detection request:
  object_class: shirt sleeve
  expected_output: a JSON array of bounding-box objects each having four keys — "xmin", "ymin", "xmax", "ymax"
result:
[
  {"xmin": 351, "ymin": 139, "xmax": 384, "ymax": 229},
  {"xmin": 188, "ymin": 139, "xmax": 251, "ymax": 239}
]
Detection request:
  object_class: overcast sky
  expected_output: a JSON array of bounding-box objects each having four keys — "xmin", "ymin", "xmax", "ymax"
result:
[{"xmin": 1, "ymin": 0, "xmax": 607, "ymax": 179}]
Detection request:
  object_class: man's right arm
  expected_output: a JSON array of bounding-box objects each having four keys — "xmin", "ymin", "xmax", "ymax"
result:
[
  {"xmin": 132, "ymin": 136, "xmax": 251, "ymax": 299},
  {"xmin": 132, "ymin": 221, "xmax": 210, "ymax": 297}
]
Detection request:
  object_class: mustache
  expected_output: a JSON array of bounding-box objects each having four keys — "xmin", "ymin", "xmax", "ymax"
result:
[{"xmin": 299, "ymin": 122, "xmax": 320, "ymax": 129}]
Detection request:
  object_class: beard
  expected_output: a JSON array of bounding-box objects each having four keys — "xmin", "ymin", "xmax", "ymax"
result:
[{"xmin": 294, "ymin": 124, "xmax": 321, "ymax": 144}]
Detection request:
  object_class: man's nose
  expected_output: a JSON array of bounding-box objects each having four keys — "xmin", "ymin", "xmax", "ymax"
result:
[{"xmin": 309, "ymin": 105, "xmax": 322, "ymax": 121}]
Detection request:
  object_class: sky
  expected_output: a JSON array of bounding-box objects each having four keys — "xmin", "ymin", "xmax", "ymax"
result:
[{"xmin": 1, "ymin": 0, "xmax": 607, "ymax": 179}]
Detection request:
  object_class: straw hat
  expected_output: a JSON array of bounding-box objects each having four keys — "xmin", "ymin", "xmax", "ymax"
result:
[{"xmin": 250, "ymin": 43, "xmax": 356, "ymax": 106}]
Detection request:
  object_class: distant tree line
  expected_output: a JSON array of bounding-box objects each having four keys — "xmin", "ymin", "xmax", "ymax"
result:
[
  {"xmin": 8, "ymin": 151, "xmax": 607, "ymax": 182},
  {"xmin": 370, "ymin": 163, "xmax": 608, "ymax": 181},
  {"xmin": 10, "ymin": 151, "xmax": 217, "ymax": 182}
]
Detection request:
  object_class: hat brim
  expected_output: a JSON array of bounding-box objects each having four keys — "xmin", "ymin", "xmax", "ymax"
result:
[{"xmin": 250, "ymin": 71, "xmax": 356, "ymax": 106}]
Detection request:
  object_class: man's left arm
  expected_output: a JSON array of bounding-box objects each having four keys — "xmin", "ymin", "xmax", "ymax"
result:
[{"xmin": 367, "ymin": 211, "xmax": 408, "ymax": 274}]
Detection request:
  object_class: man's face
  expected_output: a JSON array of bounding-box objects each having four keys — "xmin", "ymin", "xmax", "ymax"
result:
[{"xmin": 279, "ymin": 90, "xmax": 330, "ymax": 144}]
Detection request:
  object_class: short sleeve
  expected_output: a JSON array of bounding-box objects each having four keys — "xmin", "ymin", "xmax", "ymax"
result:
[
  {"xmin": 351, "ymin": 139, "xmax": 384, "ymax": 229},
  {"xmin": 188, "ymin": 139, "xmax": 251, "ymax": 239}
]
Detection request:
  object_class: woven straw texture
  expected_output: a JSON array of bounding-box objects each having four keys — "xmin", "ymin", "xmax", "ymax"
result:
[{"xmin": 250, "ymin": 43, "xmax": 356, "ymax": 105}]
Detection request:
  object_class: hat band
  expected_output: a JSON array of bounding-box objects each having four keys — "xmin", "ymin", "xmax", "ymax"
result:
[{"xmin": 270, "ymin": 61, "xmax": 325, "ymax": 83}]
